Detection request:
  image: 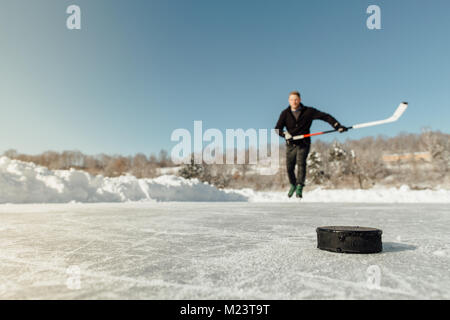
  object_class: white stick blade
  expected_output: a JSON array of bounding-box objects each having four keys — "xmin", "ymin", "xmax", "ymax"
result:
[
  {"xmin": 391, "ymin": 102, "xmax": 408, "ymax": 121},
  {"xmin": 353, "ymin": 102, "xmax": 408, "ymax": 129}
]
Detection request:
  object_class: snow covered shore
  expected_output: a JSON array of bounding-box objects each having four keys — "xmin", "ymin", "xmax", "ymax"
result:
[{"xmin": 1, "ymin": 156, "xmax": 449, "ymax": 204}]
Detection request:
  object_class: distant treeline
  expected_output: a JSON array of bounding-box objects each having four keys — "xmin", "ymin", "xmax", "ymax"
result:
[
  {"xmin": 178, "ymin": 129, "xmax": 450, "ymax": 190},
  {"xmin": 2, "ymin": 149, "xmax": 172, "ymax": 179},
  {"xmin": 3, "ymin": 129, "xmax": 449, "ymax": 190}
]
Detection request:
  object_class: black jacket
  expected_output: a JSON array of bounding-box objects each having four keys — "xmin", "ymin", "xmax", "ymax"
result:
[{"xmin": 275, "ymin": 103, "xmax": 340, "ymax": 147}]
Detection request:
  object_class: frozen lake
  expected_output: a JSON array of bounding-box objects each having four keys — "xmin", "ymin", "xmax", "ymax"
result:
[{"xmin": 0, "ymin": 202, "xmax": 449, "ymax": 299}]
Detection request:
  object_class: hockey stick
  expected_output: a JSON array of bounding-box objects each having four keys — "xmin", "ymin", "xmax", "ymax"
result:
[{"xmin": 287, "ymin": 102, "xmax": 408, "ymax": 141}]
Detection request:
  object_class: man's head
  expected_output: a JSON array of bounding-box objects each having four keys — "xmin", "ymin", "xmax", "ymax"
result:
[{"xmin": 288, "ymin": 91, "xmax": 301, "ymax": 109}]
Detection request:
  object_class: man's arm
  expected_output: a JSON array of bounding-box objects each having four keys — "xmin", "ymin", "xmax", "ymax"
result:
[
  {"xmin": 274, "ymin": 110, "xmax": 287, "ymax": 138},
  {"xmin": 311, "ymin": 107, "xmax": 346, "ymax": 131}
]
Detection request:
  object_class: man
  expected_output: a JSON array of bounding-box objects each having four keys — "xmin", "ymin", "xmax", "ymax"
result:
[{"xmin": 275, "ymin": 91, "xmax": 347, "ymax": 198}]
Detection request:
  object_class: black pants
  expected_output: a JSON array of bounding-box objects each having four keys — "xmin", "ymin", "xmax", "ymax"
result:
[{"xmin": 286, "ymin": 144, "xmax": 310, "ymax": 186}]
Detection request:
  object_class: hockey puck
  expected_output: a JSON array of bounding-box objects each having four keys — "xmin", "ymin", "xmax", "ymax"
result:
[{"xmin": 316, "ymin": 226, "xmax": 382, "ymax": 254}]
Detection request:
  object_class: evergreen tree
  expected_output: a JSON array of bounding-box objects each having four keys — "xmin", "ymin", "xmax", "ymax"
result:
[
  {"xmin": 328, "ymin": 141, "xmax": 350, "ymax": 184},
  {"xmin": 329, "ymin": 141, "xmax": 347, "ymax": 162},
  {"xmin": 307, "ymin": 151, "xmax": 325, "ymax": 185},
  {"xmin": 178, "ymin": 154, "xmax": 204, "ymax": 180}
]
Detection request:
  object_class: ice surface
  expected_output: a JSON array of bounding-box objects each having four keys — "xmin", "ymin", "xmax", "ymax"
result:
[
  {"xmin": 0, "ymin": 202, "xmax": 449, "ymax": 299},
  {"xmin": 1, "ymin": 157, "xmax": 449, "ymax": 204}
]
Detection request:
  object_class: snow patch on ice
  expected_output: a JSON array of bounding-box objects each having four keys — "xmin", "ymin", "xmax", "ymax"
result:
[
  {"xmin": 433, "ymin": 250, "xmax": 450, "ymax": 257},
  {"xmin": 232, "ymin": 186, "xmax": 450, "ymax": 203}
]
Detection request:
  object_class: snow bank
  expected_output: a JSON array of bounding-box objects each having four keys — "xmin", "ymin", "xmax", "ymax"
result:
[
  {"xmin": 1, "ymin": 157, "xmax": 449, "ymax": 204},
  {"xmin": 0, "ymin": 157, "xmax": 246, "ymax": 203},
  {"xmin": 234, "ymin": 185, "xmax": 450, "ymax": 203}
]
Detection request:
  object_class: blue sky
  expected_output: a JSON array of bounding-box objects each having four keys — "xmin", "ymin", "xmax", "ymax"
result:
[{"xmin": 1, "ymin": 0, "xmax": 449, "ymax": 156}]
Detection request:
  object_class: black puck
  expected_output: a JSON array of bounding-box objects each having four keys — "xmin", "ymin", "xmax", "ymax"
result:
[{"xmin": 316, "ymin": 226, "xmax": 383, "ymax": 254}]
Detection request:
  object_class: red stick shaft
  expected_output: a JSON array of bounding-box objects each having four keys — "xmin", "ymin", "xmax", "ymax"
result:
[{"xmin": 303, "ymin": 131, "xmax": 325, "ymax": 138}]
